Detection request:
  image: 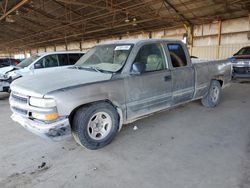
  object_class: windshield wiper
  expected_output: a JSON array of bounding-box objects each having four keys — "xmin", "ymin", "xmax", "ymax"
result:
[
  {"xmin": 72, "ymin": 65, "xmax": 82, "ymax": 69},
  {"xmin": 72, "ymin": 65, "xmax": 113, "ymax": 74},
  {"xmin": 84, "ymin": 66, "xmax": 102, "ymax": 73}
]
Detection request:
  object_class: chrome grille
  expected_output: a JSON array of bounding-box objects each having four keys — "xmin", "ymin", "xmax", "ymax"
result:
[
  {"xmin": 11, "ymin": 92, "xmax": 28, "ymax": 104},
  {"xmin": 10, "ymin": 92, "xmax": 29, "ymax": 117},
  {"xmin": 12, "ymin": 107, "xmax": 28, "ymax": 116}
]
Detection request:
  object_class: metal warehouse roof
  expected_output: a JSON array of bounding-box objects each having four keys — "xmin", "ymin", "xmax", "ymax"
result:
[{"xmin": 0, "ymin": 0, "xmax": 249, "ymax": 53}]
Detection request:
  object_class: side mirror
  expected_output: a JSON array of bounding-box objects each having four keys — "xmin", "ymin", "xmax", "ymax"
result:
[
  {"xmin": 131, "ymin": 62, "xmax": 145, "ymax": 75},
  {"xmin": 34, "ymin": 63, "xmax": 44, "ymax": 69}
]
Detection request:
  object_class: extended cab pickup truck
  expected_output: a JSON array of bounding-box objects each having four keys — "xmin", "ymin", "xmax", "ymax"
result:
[{"xmin": 9, "ymin": 39, "xmax": 232, "ymax": 150}]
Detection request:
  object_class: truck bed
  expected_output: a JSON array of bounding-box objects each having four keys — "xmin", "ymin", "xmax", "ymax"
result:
[{"xmin": 192, "ymin": 59, "xmax": 232, "ymax": 99}]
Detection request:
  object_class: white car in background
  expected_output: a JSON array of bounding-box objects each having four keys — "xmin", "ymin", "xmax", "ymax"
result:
[{"xmin": 0, "ymin": 51, "xmax": 85, "ymax": 92}]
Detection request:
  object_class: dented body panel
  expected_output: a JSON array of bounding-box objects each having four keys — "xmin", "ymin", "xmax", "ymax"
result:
[{"xmin": 9, "ymin": 39, "xmax": 232, "ymax": 140}]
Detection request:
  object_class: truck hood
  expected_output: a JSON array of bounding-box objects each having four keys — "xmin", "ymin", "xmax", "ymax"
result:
[{"xmin": 11, "ymin": 67, "xmax": 113, "ymax": 98}]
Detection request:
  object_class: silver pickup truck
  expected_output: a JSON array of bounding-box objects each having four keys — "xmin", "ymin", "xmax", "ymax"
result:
[{"xmin": 9, "ymin": 39, "xmax": 232, "ymax": 150}]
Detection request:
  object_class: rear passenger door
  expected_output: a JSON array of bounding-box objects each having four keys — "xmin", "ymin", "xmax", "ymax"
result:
[{"xmin": 165, "ymin": 42, "xmax": 195, "ymax": 104}]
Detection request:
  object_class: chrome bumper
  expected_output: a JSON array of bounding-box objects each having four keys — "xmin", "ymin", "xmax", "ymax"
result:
[{"xmin": 11, "ymin": 113, "xmax": 71, "ymax": 141}]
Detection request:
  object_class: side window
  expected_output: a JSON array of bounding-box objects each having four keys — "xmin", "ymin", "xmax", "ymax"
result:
[
  {"xmin": 133, "ymin": 43, "xmax": 165, "ymax": 73},
  {"xmin": 167, "ymin": 44, "xmax": 187, "ymax": 68},
  {"xmin": 58, "ymin": 54, "xmax": 69, "ymax": 66},
  {"xmin": 43, "ymin": 54, "xmax": 59, "ymax": 68},
  {"xmin": 68, "ymin": 54, "xmax": 81, "ymax": 65}
]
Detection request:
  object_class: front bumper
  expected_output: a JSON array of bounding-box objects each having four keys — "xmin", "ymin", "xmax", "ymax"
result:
[
  {"xmin": 233, "ymin": 66, "xmax": 250, "ymax": 78},
  {"xmin": 11, "ymin": 113, "xmax": 71, "ymax": 141}
]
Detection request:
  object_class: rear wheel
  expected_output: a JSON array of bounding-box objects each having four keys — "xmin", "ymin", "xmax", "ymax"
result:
[
  {"xmin": 71, "ymin": 102, "xmax": 119, "ymax": 150},
  {"xmin": 201, "ymin": 80, "xmax": 221, "ymax": 108}
]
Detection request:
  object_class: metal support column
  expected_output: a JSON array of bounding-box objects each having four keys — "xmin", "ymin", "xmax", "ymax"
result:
[{"xmin": 216, "ymin": 20, "xmax": 222, "ymax": 59}]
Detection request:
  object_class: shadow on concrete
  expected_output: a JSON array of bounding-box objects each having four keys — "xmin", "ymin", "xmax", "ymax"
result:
[
  {"xmin": 232, "ymin": 78, "xmax": 250, "ymax": 84},
  {"xmin": 0, "ymin": 93, "xmax": 9, "ymax": 100}
]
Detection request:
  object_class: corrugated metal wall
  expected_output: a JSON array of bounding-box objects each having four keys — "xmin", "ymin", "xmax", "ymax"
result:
[
  {"xmin": 192, "ymin": 17, "xmax": 250, "ymax": 59},
  {"xmin": 192, "ymin": 43, "xmax": 250, "ymax": 60}
]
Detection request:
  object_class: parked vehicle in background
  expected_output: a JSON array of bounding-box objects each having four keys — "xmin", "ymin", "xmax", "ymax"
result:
[
  {"xmin": 9, "ymin": 39, "xmax": 232, "ymax": 150},
  {"xmin": 0, "ymin": 58, "xmax": 20, "ymax": 68},
  {"xmin": 0, "ymin": 51, "xmax": 84, "ymax": 92},
  {"xmin": 230, "ymin": 46, "xmax": 250, "ymax": 78}
]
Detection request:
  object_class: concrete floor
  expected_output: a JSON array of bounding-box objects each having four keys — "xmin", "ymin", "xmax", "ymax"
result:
[{"xmin": 0, "ymin": 82, "xmax": 250, "ymax": 188}]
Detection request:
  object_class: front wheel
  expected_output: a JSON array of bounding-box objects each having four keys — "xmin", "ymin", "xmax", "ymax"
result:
[
  {"xmin": 201, "ymin": 80, "xmax": 222, "ymax": 108},
  {"xmin": 71, "ymin": 102, "xmax": 119, "ymax": 150}
]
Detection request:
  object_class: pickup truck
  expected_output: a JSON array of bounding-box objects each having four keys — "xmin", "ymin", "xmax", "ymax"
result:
[
  {"xmin": 0, "ymin": 51, "xmax": 84, "ymax": 92},
  {"xmin": 230, "ymin": 46, "xmax": 250, "ymax": 78},
  {"xmin": 9, "ymin": 39, "xmax": 232, "ymax": 150}
]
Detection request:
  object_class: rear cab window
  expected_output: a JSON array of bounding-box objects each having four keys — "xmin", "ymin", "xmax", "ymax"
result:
[{"xmin": 167, "ymin": 43, "xmax": 188, "ymax": 68}]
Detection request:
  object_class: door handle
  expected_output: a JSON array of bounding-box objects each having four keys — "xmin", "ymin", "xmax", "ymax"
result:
[{"xmin": 164, "ymin": 75, "xmax": 172, "ymax": 81}]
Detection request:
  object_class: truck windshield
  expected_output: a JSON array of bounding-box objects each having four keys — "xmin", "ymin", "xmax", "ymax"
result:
[
  {"xmin": 16, "ymin": 55, "xmax": 40, "ymax": 68},
  {"xmin": 235, "ymin": 47, "xmax": 250, "ymax": 55},
  {"xmin": 75, "ymin": 44, "xmax": 133, "ymax": 73}
]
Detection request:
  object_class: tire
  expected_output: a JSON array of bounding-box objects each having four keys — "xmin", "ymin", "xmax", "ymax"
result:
[
  {"xmin": 201, "ymin": 80, "xmax": 222, "ymax": 108},
  {"xmin": 71, "ymin": 102, "xmax": 119, "ymax": 150}
]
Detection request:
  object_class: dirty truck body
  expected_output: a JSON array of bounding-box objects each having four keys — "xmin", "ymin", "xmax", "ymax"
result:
[{"xmin": 9, "ymin": 39, "xmax": 232, "ymax": 150}]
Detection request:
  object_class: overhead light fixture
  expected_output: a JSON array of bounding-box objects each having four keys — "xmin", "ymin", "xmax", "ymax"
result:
[
  {"xmin": 125, "ymin": 12, "xmax": 130, "ymax": 23},
  {"xmin": 132, "ymin": 18, "xmax": 137, "ymax": 26}
]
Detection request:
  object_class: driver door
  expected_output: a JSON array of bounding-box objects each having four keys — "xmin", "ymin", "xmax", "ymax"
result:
[{"xmin": 125, "ymin": 43, "xmax": 172, "ymax": 120}]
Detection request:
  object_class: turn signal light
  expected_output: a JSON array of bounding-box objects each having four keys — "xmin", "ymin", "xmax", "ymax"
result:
[{"xmin": 32, "ymin": 113, "xmax": 59, "ymax": 121}]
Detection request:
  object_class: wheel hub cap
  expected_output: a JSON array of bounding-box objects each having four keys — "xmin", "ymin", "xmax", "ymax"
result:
[
  {"xmin": 211, "ymin": 86, "xmax": 219, "ymax": 103},
  {"xmin": 87, "ymin": 112, "xmax": 112, "ymax": 141}
]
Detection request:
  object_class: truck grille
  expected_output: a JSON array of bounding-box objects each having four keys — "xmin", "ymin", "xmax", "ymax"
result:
[
  {"xmin": 10, "ymin": 92, "xmax": 29, "ymax": 117},
  {"xmin": 11, "ymin": 92, "xmax": 28, "ymax": 104},
  {"xmin": 12, "ymin": 107, "xmax": 28, "ymax": 116}
]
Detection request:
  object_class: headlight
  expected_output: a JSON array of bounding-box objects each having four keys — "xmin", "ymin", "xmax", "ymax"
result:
[
  {"xmin": 0, "ymin": 74, "xmax": 8, "ymax": 79},
  {"xmin": 29, "ymin": 97, "xmax": 57, "ymax": 108},
  {"xmin": 229, "ymin": 57, "xmax": 236, "ymax": 63},
  {"xmin": 7, "ymin": 71, "xmax": 21, "ymax": 79}
]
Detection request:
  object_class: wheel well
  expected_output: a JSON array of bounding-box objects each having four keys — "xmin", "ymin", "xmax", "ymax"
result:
[
  {"xmin": 68, "ymin": 100, "xmax": 119, "ymax": 128},
  {"xmin": 213, "ymin": 79, "xmax": 223, "ymax": 87}
]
